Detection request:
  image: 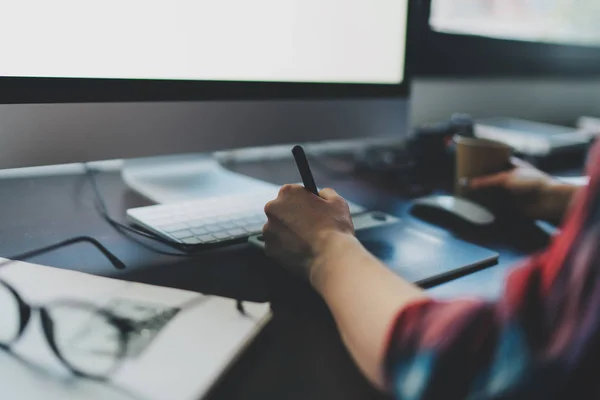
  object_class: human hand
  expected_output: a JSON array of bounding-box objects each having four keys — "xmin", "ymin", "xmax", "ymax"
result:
[
  {"xmin": 262, "ymin": 185, "xmax": 355, "ymax": 285},
  {"xmin": 468, "ymin": 157, "xmax": 575, "ymax": 221}
]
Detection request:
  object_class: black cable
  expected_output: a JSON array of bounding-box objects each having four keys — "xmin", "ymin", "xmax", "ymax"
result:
[
  {"xmin": 0, "ymin": 236, "xmax": 127, "ymax": 270},
  {"xmin": 85, "ymin": 166, "xmax": 162, "ymax": 240},
  {"xmin": 83, "ymin": 165, "xmax": 195, "ymax": 258}
]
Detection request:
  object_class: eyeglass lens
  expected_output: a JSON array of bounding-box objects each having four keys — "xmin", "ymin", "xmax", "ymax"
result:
[{"xmin": 45, "ymin": 304, "xmax": 124, "ymax": 377}]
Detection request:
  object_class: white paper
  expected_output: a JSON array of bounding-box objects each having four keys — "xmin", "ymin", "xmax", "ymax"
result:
[{"xmin": 0, "ymin": 260, "xmax": 271, "ymax": 400}]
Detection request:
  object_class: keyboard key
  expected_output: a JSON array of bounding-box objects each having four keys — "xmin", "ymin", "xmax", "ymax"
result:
[
  {"xmin": 249, "ymin": 215, "xmax": 266, "ymax": 223},
  {"xmin": 245, "ymin": 224, "xmax": 264, "ymax": 234},
  {"xmin": 185, "ymin": 219, "xmax": 205, "ymax": 226},
  {"xmin": 213, "ymin": 232, "xmax": 230, "ymax": 240},
  {"xmin": 162, "ymin": 223, "xmax": 188, "ymax": 232},
  {"xmin": 199, "ymin": 234, "xmax": 216, "ymax": 243},
  {"xmin": 227, "ymin": 228, "xmax": 246, "ymax": 237},
  {"xmin": 171, "ymin": 229, "xmax": 194, "ymax": 239},
  {"xmin": 220, "ymin": 222, "xmax": 236, "ymax": 229},
  {"xmin": 191, "ymin": 227, "xmax": 208, "ymax": 235},
  {"xmin": 182, "ymin": 237, "xmax": 203, "ymax": 245},
  {"xmin": 205, "ymin": 224, "xmax": 223, "ymax": 233}
]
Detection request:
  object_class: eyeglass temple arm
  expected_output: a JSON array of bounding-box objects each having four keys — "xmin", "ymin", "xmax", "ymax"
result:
[{"xmin": 0, "ymin": 236, "xmax": 126, "ymax": 270}]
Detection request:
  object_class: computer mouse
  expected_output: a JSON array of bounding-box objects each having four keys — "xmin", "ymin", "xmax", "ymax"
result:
[{"xmin": 410, "ymin": 195, "xmax": 495, "ymax": 228}]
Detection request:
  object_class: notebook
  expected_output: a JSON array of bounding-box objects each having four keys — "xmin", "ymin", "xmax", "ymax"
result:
[{"xmin": 0, "ymin": 259, "xmax": 271, "ymax": 400}]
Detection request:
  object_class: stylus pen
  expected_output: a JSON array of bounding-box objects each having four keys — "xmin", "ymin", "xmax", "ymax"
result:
[{"xmin": 292, "ymin": 145, "xmax": 319, "ymax": 196}]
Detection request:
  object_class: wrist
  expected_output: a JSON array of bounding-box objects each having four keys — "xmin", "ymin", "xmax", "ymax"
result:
[
  {"xmin": 309, "ymin": 230, "xmax": 358, "ymax": 294},
  {"xmin": 541, "ymin": 180, "xmax": 578, "ymax": 221}
]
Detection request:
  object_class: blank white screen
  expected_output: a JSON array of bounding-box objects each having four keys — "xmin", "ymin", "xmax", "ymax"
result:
[{"xmin": 1, "ymin": 0, "xmax": 407, "ymax": 84}]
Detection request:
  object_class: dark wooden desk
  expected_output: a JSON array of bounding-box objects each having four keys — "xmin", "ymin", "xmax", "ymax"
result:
[{"xmin": 0, "ymin": 158, "xmax": 559, "ymax": 400}]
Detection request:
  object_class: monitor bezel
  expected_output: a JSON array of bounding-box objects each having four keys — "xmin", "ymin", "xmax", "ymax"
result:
[
  {"xmin": 0, "ymin": 1, "xmax": 417, "ymax": 104},
  {"xmin": 417, "ymin": 0, "xmax": 600, "ymax": 78}
]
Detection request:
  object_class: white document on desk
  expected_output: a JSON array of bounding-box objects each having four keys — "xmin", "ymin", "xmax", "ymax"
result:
[{"xmin": 0, "ymin": 260, "xmax": 271, "ymax": 400}]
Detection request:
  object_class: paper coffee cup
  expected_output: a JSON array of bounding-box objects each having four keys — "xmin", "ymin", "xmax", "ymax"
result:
[{"xmin": 454, "ymin": 136, "xmax": 512, "ymax": 197}]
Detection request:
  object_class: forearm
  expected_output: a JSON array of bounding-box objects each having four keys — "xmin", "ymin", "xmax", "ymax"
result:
[{"xmin": 311, "ymin": 232, "xmax": 428, "ymax": 390}]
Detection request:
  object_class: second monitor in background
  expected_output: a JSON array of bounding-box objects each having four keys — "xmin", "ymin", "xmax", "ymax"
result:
[{"xmin": 420, "ymin": 0, "xmax": 600, "ymax": 77}]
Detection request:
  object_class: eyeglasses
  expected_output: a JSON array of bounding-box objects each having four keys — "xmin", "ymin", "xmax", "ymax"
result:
[
  {"xmin": 0, "ymin": 279, "xmax": 132, "ymax": 379},
  {"xmin": 0, "ymin": 236, "xmax": 247, "ymax": 381},
  {"xmin": 0, "ymin": 236, "xmax": 133, "ymax": 380}
]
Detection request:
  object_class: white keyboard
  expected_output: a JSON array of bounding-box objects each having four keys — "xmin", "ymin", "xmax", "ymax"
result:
[{"xmin": 127, "ymin": 189, "xmax": 366, "ymax": 247}]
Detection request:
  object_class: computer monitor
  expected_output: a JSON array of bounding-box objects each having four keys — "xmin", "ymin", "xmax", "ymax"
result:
[
  {"xmin": 0, "ymin": 0, "xmax": 413, "ymax": 199},
  {"xmin": 418, "ymin": 0, "xmax": 600, "ymax": 77},
  {"xmin": 1, "ymin": 0, "xmax": 411, "ymax": 103}
]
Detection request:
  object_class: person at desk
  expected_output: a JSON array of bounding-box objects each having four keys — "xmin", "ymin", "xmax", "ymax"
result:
[{"xmin": 262, "ymin": 142, "xmax": 599, "ymax": 399}]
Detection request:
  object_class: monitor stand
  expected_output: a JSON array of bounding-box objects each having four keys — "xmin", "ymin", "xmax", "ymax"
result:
[{"xmin": 122, "ymin": 154, "xmax": 279, "ymax": 204}]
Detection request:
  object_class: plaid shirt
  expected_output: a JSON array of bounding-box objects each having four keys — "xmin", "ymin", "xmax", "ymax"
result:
[{"xmin": 385, "ymin": 141, "xmax": 600, "ymax": 400}]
